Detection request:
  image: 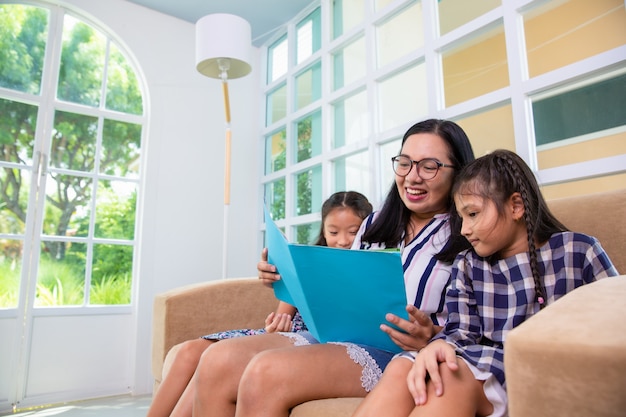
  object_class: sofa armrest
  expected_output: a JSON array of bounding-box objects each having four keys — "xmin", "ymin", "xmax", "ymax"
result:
[
  {"xmin": 151, "ymin": 277, "xmax": 279, "ymax": 386},
  {"xmin": 505, "ymin": 276, "xmax": 626, "ymax": 417}
]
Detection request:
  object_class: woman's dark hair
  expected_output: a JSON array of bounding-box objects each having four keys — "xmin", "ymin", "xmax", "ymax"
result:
[
  {"xmin": 314, "ymin": 191, "xmax": 373, "ymax": 246},
  {"xmin": 362, "ymin": 119, "xmax": 475, "ymax": 247},
  {"xmin": 449, "ymin": 149, "xmax": 568, "ymax": 307}
]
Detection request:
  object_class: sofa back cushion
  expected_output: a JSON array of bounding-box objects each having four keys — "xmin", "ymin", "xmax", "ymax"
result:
[{"xmin": 547, "ymin": 189, "xmax": 626, "ymax": 274}]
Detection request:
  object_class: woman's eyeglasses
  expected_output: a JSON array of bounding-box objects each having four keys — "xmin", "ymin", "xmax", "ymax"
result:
[{"xmin": 391, "ymin": 156, "xmax": 455, "ymax": 179}]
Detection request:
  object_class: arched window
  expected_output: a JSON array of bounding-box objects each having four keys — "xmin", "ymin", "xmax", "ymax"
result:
[{"xmin": 0, "ymin": 2, "xmax": 145, "ymax": 308}]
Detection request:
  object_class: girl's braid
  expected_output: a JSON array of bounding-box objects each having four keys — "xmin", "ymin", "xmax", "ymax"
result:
[{"xmin": 497, "ymin": 153, "xmax": 546, "ymax": 309}]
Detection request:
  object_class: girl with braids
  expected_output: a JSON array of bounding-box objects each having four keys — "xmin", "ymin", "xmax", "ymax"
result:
[{"xmin": 352, "ymin": 149, "xmax": 617, "ymax": 417}]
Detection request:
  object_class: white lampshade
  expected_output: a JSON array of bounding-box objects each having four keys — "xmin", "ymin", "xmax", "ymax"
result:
[{"xmin": 195, "ymin": 13, "xmax": 252, "ymax": 79}]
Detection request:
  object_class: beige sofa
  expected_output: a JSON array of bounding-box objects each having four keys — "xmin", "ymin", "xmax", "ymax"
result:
[{"xmin": 152, "ymin": 189, "xmax": 626, "ymax": 417}]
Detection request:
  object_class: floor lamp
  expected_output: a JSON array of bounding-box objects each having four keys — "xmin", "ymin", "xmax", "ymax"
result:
[{"xmin": 195, "ymin": 13, "xmax": 252, "ymax": 278}]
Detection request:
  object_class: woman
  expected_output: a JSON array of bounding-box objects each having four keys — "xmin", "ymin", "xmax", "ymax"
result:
[{"xmin": 179, "ymin": 119, "xmax": 475, "ymax": 417}]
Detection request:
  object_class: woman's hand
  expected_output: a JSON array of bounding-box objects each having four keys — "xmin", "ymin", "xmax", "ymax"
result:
[
  {"xmin": 257, "ymin": 248, "xmax": 280, "ymax": 288},
  {"xmin": 406, "ymin": 339, "xmax": 458, "ymax": 405},
  {"xmin": 264, "ymin": 312, "xmax": 293, "ymax": 333},
  {"xmin": 380, "ymin": 305, "xmax": 439, "ymax": 351}
]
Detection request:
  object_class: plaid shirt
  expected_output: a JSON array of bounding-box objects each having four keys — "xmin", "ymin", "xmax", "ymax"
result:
[{"xmin": 436, "ymin": 232, "xmax": 618, "ymax": 388}]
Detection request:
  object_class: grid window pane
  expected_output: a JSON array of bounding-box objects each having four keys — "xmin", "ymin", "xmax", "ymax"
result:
[
  {"xmin": 265, "ymin": 129, "xmax": 287, "ymax": 174},
  {"xmin": 332, "ymin": 0, "xmax": 364, "ymax": 39},
  {"xmin": 296, "ymin": 111, "xmax": 322, "ymax": 163},
  {"xmin": 295, "ymin": 61, "xmax": 322, "ymax": 110},
  {"xmin": 333, "ymin": 90, "xmax": 368, "ymax": 148},
  {"xmin": 265, "ymin": 178, "xmax": 286, "ymax": 220},
  {"xmin": 376, "ymin": 2, "xmax": 424, "ymax": 68},
  {"xmin": 333, "ymin": 36, "xmax": 366, "ymax": 90},
  {"xmin": 378, "ymin": 64, "xmax": 428, "ymax": 132},
  {"xmin": 106, "ymin": 43, "xmax": 143, "ymax": 115},
  {"xmin": 294, "ymin": 221, "xmax": 321, "ymax": 244},
  {"xmin": 0, "ymin": 98, "xmax": 37, "ymax": 164},
  {"xmin": 533, "ymin": 72, "xmax": 626, "ymax": 170},
  {"xmin": 58, "ymin": 15, "xmax": 106, "ymax": 107},
  {"xmin": 380, "ymin": 139, "xmax": 401, "ymax": 198},
  {"xmin": 268, "ymin": 35, "xmax": 288, "ymax": 83},
  {"xmin": 438, "ymin": 0, "xmax": 501, "ymax": 35},
  {"xmin": 524, "ymin": 0, "xmax": 626, "ymax": 78},
  {"xmin": 266, "ymin": 83, "xmax": 287, "ymax": 125},
  {"xmin": 295, "ymin": 165, "xmax": 322, "ymax": 216},
  {"xmin": 454, "ymin": 104, "xmax": 515, "ymax": 158},
  {"xmin": 0, "ymin": 4, "xmax": 49, "ymax": 94},
  {"xmin": 442, "ymin": 23, "xmax": 508, "ymax": 107},
  {"xmin": 333, "ymin": 151, "xmax": 370, "ymax": 198},
  {"xmin": 0, "ymin": 238, "xmax": 22, "ymax": 308},
  {"xmin": 297, "ymin": 8, "xmax": 321, "ymax": 64}
]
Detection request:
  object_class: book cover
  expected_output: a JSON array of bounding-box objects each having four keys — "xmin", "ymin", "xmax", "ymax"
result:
[{"xmin": 264, "ymin": 209, "xmax": 408, "ymax": 353}]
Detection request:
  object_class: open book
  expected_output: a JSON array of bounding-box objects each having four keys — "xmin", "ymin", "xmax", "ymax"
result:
[{"xmin": 265, "ymin": 209, "xmax": 408, "ymax": 353}]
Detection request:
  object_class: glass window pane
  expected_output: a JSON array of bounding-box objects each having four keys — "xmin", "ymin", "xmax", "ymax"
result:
[
  {"xmin": 266, "ymin": 83, "xmax": 287, "ymax": 125},
  {"xmin": 94, "ymin": 180, "xmax": 137, "ymax": 240},
  {"xmin": 0, "ymin": 4, "xmax": 49, "ymax": 94},
  {"xmin": 265, "ymin": 178, "xmax": 286, "ymax": 220},
  {"xmin": 295, "ymin": 61, "xmax": 322, "ymax": 110},
  {"xmin": 333, "ymin": 36, "xmax": 366, "ymax": 90},
  {"xmin": 102, "ymin": 119, "xmax": 141, "ymax": 178},
  {"xmin": 296, "ymin": 111, "xmax": 322, "ymax": 163},
  {"xmin": 105, "ymin": 43, "xmax": 143, "ymax": 115},
  {"xmin": 297, "ymin": 8, "xmax": 321, "ymax": 64},
  {"xmin": 442, "ymin": 23, "xmax": 508, "ymax": 107},
  {"xmin": 438, "ymin": 0, "xmax": 501, "ymax": 35},
  {"xmin": 333, "ymin": 151, "xmax": 370, "ymax": 198},
  {"xmin": 51, "ymin": 111, "xmax": 97, "ymax": 172},
  {"xmin": 265, "ymin": 129, "xmax": 286, "ymax": 174},
  {"xmin": 333, "ymin": 90, "xmax": 369, "ymax": 148},
  {"xmin": 374, "ymin": 0, "xmax": 395, "ymax": 11},
  {"xmin": 294, "ymin": 221, "xmax": 321, "ymax": 245},
  {"xmin": 454, "ymin": 103, "xmax": 515, "ymax": 158},
  {"xmin": 90, "ymin": 243, "xmax": 132, "ymax": 305},
  {"xmin": 533, "ymin": 72, "xmax": 626, "ymax": 170},
  {"xmin": 36, "ymin": 241, "xmax": 85, "ymax": 306},
  {"xmin": 268, "ymin": 35, "xmax": 288, "ymax": 83},
  {"xmin": 58, "ymin": 15, "xmax": 106, "ymax": 107},
  {"xmin": 540, "ymin": 173, "xmax": 626, "ymax": 201},
  {"xmin": 524, "ymin": 0, "xmax": 626, "ymax": 78},
  {"xmin": 376, "ymin": 2, "xmax": 424, "ymax": 68},
  {"xmin": 332, "ymin": 0, "xmax": 364, "ymax": 39},
  {"xmin": 42, "ymin": 173, "xmax": 92, "ymax": 238},
  {"xmin": 380, "ymin": 139, "xmax": 402, "ymax": 197},
  {"xmin": 378, "ymin": 64, "xmax": 428, "ymax": 131},
  {"xmin": 0, "ymin": 168, "xmax": 30, "ymax": 235},
  {"xmin": 0, "ymin": 98, "xmax": 37, "ymax": 164},
  {"xmin": 295, "ymin": 165, "xmax": 322, "ymax": 216},
  {"xmin": 0, "ymin": 238, "xmax": 22, "ymax": 308}
]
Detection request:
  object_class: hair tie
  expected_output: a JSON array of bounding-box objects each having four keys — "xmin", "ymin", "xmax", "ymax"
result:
[{"xmin": 537, "ymin": 296, "xmax": 545, "ymax": 305}]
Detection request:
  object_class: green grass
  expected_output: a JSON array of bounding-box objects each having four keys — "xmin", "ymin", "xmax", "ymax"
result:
[{"xmin": 0, "ymin": 258, "xmax": 131, "ymax": 308}]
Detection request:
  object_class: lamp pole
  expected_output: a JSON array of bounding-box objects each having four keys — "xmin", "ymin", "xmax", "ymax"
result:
[{"xmin": 195, "ymin": 14, "xmax": 252, "ymax": 278}]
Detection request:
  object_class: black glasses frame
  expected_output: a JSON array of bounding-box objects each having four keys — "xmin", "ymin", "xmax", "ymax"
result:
[{"xmin": 391, "ymin": 155, "xmax": 456, "ymax": 179}]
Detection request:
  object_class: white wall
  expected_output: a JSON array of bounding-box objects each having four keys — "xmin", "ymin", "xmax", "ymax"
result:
[{"xmin": 63, "ymin": 0, "xmax": 262, "ymax": 395}]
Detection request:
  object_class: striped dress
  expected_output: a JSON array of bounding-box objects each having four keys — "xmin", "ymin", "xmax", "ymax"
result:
[{"xmin": 353, "ymin": 211, "xmax": 453, "ymax": 328}]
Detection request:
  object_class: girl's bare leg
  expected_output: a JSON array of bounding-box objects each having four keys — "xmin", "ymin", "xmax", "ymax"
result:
[
  {"xmin": 146, "ymin": 339, "xmax": 212, "ymax": 417},
  {"xmin": 407, "ymin": 360, "xmax": 493, "ymax": 417},
  {"xmin": 351, "ymin": 358, "xmax": 415, "ymax": 417},
  {"xmin": 235, "ymin": 344, "xmax": 369, "ymax": 417},
  {"xmin": 190, "ymin": 333, "xmax": 296, "ymax": 417}
]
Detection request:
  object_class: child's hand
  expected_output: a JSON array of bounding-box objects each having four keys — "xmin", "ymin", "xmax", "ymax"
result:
[
  {"xmin": 264, "ymin": 312, "xmax": 292, "ymax": 333},
  {"xmin": 257, "ymin": 248, "xmax": 280, "ymax": 288},
  {"xmin": 407, "ymin": 339, "xmax": 458, "ymax": 405},
  {"xmin": 381, "ymin": 305, "xmax": 436, "ymax": 351}
]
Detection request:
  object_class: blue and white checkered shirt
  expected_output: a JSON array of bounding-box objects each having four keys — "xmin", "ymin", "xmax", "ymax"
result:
[{"xmin": 436, "ymin": 231, "xmax": 618, "ymax": 388}]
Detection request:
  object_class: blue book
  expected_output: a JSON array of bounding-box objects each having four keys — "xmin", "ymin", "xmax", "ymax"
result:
[{"xmin": 264, "ymin": 209, "xmax": 408, "ymax": 353}]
